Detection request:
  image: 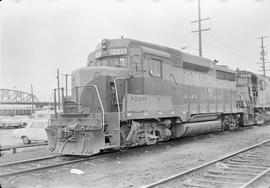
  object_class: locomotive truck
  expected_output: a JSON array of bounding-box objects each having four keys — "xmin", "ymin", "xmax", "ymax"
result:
[{"xmin": 46, "ymin": 38, "xmax": 270, "ymax": 156}]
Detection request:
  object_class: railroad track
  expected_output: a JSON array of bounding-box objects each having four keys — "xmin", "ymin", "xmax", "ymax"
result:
[
  {"xmin": 0, "ymin": 151, "xmax": 119, "ymax": 179},
  {"xmin": 0, "ymin": 132, "xmax": 208, "ymax": 179},
  {"xmin": 0, "ymin": 140, "xmax": 168, "ymax": 179},
  {"xmin": 0, "ymin": 135, "xmax": 176, "ymax": 179},
  {"xmin": 142, "ymin": 139, "xmax": 270, "ymax": 188},
  {"xmin": 1, "ymin": 132, "xmax": 269, "ymax": 185}
]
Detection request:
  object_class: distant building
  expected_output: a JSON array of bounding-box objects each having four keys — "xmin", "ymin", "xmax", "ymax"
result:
[{"xmin": 0, "ymin": 105, "xmax": 32, "ymax": 116}]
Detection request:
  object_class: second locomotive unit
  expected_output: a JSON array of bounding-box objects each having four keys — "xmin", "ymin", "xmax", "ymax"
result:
[{"xmin": 46, "ymin": 38, "xmax": 270, "ymax": 156}]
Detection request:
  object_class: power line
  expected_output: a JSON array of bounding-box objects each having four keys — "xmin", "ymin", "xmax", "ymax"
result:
[
  {"xmin": 191, "ymin": 0, "xmax": 210, "ymax": 57},
  {"xmin": 256, "ymin": 36, "xmax": 269, "ymax": 76}
]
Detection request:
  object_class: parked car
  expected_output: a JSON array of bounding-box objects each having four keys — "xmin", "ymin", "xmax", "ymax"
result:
[
  {"xmin": 12, "ymin": 119, "xmax": 49, "ymax": 144},
  {"xmin": 0, "ymin": 116, "xmax": 10, "ymax": 128},
  {"xmin": 0, "ymin": 115, "xmax": 31, "ymax": 129},
  {"xmin": 0, "ymin": 116, "xmax": 22, "ymax": 129},
  {"xmin": 12, "ymin": 115, "xmax": 31, "ymax": 127}
]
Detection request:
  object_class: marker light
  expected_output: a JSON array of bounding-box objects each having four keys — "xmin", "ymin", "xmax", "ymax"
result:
[{"xmin": 102, "ymin": 40, "xmax": 108, "ymax": 50}]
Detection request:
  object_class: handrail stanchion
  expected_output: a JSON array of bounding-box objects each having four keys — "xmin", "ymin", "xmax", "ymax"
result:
[
  {"xmin": 113, "ymin": 77, "xmax": 128, "ymax": 127},
  {"xmin": 113, "ymin": 79, "xmax": 121, "ymax": 126},
  {"xmin": 93, "ymin": 85, "xmax": 105, "ymax": 131}
]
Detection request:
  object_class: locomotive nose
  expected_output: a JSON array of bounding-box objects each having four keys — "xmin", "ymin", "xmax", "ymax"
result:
[
  {"xmin": 72, "ymin": 66, "xmax": 129, "ymax": 89},
  {"xmin": 47, "ymin": 66, "xmax": 130, "ymax": 156},
  {"xmin": 71, "ymin": 66, "xmax": 129, "ymax": 114}
]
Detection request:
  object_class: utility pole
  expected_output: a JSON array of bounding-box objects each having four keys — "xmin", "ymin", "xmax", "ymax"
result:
[
  {"xmin": 53, "ymin": 89, "xmax": 57, "ymax": 115},
  {"xmin": 65, "ymin": 74, "xmax": 68, "ymax": 96},
  {"xmin": 64, "ymin": 74, "xmax": 71, "ymax": 96},
  {"xmin": 57, "ymin": 69, "xmax": 60, "ymax": 109},
  {"xmin": 31, "ymin": 84, "xmax": 34, "ymax": 114},
  {"xmin": 256, "ymin": 36, "xmax": 269, "ymax": 76},
  {"xmin": 191, "ymin": 0, "xmax": 210, "ymax": 57}
]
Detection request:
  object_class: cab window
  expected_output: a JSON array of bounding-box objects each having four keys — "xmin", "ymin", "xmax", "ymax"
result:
[
  {"xmin": 109, "ymin": 57, "xmax": 128, "ymax": 67},
  {"xmin": 237, "ymin": 77, "xmax": 248, "ymax": 85},
  {"xmin": 150, "ymin": 58, "xmax": 162, "ymax": 77},
  {"xmin": 94, "ymin": 57, "xmax": 127, "ymax": 68},
  {"xmin": 260, "ymin": 80, "xmax": 265, "ymax": 90},
  {"xmin": 95, "ymin": 59, "xmax": 107, "ymax": 66}
]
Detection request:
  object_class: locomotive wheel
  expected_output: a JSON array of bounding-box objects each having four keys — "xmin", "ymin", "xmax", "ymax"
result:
[
  {"xmin": 226, "ymin": 121, "xmax": 236, "ymax": 131},
  {"xmin": 119, "ymin": 136, "xmax": 128, "ymax": 152},
  {"xmin": 155, "ymin": 131, "xmax": 162, "ymax": 141},
  {"xmin": 228, "ymin": 123, "xmax": 235, "ymax": 131},
  {"xmin": 119, "ymin": 146, "xmax": 128, "ymax": 152},
  {"xmin": 229, "ymin": 117, "xmax": 237, "ymax": 130},
  {"xmin": 22, "ymin": 136, "xmax": 31, "ymax": 144}
]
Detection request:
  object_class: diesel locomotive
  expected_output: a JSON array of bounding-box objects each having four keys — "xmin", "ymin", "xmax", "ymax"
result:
[{"xmin": 46, "ymin": 38, "xmax": 270, "ymax": 156}]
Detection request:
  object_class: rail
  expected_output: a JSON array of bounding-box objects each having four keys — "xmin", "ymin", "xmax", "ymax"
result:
[
  {"xmin": 0, "ymin": 143, "xmax": 48, "ymax": 154},
  {"xmin": 0, "ymin": 156, "xmax": 57, "ymax": 167},
  {"xmin": 240, "ymin": 167, "xmax": 270, "ymax": 188},
  {"xmin": 75, "ymin": 85, "xmax": 105, "ymax": 131},
  {"xmin": 141, "ymin": 138, "xmax": 270, "ymax": 188}
]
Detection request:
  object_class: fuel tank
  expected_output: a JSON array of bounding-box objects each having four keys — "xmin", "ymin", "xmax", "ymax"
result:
[{"xmin": 174, "ymin": 120, "xmax": 222, "ymax": 138}]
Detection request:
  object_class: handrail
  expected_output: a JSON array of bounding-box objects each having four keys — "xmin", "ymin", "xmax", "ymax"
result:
[
  {"xmin": 75, "ymin": 85, "xmax": 105, "ymax": 131},
  {"xmin": 169, "ymin": 73, "xmax": 178, "ymax": 85},
  {"xmin": 113, "ymin": 77, "xmax": 128, "ymax": 125}
]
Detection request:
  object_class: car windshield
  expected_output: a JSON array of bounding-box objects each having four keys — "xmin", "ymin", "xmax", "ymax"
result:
[{"xmin": 89, "ymin": 57, "xmax": 128, "ymax": 68}]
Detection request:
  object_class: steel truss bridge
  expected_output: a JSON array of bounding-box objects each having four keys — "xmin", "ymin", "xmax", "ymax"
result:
[{"xmin": 0, "ymin": 89, "xmax": 49, "ymax": 106}]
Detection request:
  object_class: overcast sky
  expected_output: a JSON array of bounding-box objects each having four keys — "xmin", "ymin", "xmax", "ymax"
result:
[{"xmin": 1, "ymin": 0, "xmax": 270, "ymax": 101}]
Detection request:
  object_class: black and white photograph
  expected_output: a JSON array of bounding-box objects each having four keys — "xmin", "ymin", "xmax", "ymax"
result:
[{"xmin": 1, "ymin": 0, "xmax": 270, "ymax": 187}]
